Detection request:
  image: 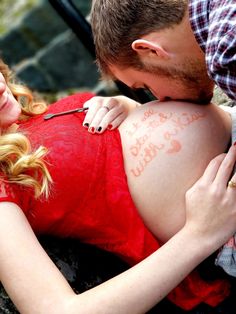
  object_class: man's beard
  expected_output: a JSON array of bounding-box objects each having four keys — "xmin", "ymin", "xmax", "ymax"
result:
[{"xmin": 140, "ymin": 59, "xmax": 214, "ymax": 104}]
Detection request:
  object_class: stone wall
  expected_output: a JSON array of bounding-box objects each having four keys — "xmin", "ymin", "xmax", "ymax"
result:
[{"xmin": 0, "ymin": 0, "xmax": 101, "ymax": 93}]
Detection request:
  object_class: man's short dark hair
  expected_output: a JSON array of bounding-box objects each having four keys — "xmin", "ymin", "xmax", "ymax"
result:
[{"xmin": 91, "ymin": 0, "xmax": 188, "ymax": 77}]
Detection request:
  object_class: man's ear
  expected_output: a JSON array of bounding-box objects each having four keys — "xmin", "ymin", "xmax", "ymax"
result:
[{"xmin": 132, "ymin": 39, "xmax": 170, "ymax": 59}]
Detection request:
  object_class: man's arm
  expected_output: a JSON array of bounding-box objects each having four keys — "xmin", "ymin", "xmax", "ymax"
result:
[{"xmin": 207, "ymin": 1, "xmax": 236, "ymax": 100}]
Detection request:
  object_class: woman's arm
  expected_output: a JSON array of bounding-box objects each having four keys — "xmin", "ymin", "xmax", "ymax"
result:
[
  {"xmin": 0, "ymin": 203, "xmax": 210, "ymax": 314},
  {"xmin": 1, "ymin": 145, "xmax": 236, "ymax": 314}
]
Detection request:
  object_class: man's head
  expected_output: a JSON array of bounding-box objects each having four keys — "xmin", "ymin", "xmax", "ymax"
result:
[{"xmin": 91, "ymin": 0, "xmax": 214, "ymax": 103}]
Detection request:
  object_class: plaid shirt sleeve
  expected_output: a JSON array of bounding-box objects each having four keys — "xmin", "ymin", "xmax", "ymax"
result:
[{"xmin": 206, "ymin": 2, "xmax": 236, "ymax": 100}]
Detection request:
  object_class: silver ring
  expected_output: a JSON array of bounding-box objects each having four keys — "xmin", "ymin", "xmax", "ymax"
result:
[{"xmin": 102, "ymin": 105, "xmax": 110, "ymax": 112}]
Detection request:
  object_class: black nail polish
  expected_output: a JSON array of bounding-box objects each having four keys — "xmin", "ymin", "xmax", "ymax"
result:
[
  {"xmin": 84, "ymin": 123, "xmax": 89, "ymax": 128},
  {"xmin": 97, "ymin": 126, "xmax": 102, "ymax": 132}
]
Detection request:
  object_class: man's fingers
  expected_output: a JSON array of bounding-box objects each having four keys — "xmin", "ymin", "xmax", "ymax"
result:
[
  {"xmin": 214, "ymin": 144, "xmax": 236, "ymax": 187},
  {"xmin": 198, "ymin": 153, "xmax": 226, "ymax": 185}
]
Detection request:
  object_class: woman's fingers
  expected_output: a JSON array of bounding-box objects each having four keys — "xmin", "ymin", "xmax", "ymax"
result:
[
  {"xmin": 83, "ymin": 96, "xmax": 129, "ymax": 133},
  {"xmin": 83, "ymin": 97, "xmax": 105, "ymax": 127},
  {"xmin": 92, "ymin": 110, "xmax": 125, "ymax": 133},
  {"xmin": 108, "ymin": 112, "xmax": 128, "ymax": 130}
]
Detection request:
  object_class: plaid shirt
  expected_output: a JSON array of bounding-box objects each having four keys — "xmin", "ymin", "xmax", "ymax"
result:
[{"xmin": 189, "ymin": 0, "xmax": 236, "ymax": 100}]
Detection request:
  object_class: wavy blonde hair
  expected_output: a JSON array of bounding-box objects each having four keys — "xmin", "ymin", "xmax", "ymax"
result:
[{"xmin": 0, "ymin": 59, "xmax": 52, "ymax": 198}]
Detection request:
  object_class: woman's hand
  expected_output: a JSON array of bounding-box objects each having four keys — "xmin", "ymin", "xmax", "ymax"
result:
[
  {"xmin": 185, "ymin": 144, "xmax": 236, "ymax": 249},
  {"xmin": 83, "ymin": 95, "xmax": 140, "ymax": 133}
]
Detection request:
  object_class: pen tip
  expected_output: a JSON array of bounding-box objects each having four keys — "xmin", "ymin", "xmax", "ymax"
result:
[{"xmin": 44, "ymin": 114, "xmax": 54, "ymax": 120}]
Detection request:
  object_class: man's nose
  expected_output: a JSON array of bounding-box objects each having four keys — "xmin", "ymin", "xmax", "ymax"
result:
[
  {"xmin": 148, "ymin": 88, "xmax": 167, "ymax": 102},
  {"xmin": 152, "ymin": 92, "xmax": 168, "ymax": 102},
  {"xmin": 157, "ymin": 95, "xmax": 167, "ymax": 101}
]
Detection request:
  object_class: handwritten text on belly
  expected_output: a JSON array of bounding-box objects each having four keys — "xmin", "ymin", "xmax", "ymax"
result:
[{"xmin": 126, "ymin": 108, "xmax": 205, "ymax": 177}]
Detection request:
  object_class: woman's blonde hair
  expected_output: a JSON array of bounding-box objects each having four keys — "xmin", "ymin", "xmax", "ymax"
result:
[{"xmin": 0, "ymin": 59, "xmax": 52, "ymax": 198}]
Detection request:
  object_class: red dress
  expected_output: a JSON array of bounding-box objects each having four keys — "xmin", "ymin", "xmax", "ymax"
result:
[{"xmin": 0, "ymin": 92, "xmax": 230, "ymax": 310}]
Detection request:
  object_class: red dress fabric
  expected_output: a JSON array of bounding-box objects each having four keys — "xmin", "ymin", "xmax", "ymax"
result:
[{"xmin": 0, "ymin": 92, "xmax": 230, "ymax": 310}]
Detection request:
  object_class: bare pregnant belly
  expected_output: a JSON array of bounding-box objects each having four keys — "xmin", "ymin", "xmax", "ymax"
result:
[{"xmin": 118, "ymin": 101, "xmax": 229, "ymax": 243}]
